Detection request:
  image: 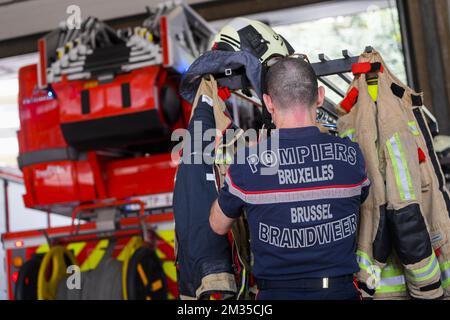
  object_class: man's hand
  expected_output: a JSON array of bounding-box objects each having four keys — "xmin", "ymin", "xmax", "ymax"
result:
[{"xmin": 210, "ymin": 200, "xmax": 236, "ymax": 235}]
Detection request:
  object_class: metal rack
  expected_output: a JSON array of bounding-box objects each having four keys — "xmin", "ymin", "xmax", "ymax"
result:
[
  {"xmin": 312, "ymin": 46, "xmax": 373, "ymax": 87},
  {"xmin": 311, "ymin": 46, "xmax": 373, "ymax": 128}
]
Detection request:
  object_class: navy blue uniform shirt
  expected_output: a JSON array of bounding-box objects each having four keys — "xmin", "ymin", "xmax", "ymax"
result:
[{"xmin": 218, "ymin": 126, "xmax": 370, "ymax": 281}]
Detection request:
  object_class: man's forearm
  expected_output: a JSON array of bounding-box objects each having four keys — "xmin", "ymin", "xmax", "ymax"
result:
[{"xmin": 209, "ymin": 200, "xmax": 235, "ymax": 235}]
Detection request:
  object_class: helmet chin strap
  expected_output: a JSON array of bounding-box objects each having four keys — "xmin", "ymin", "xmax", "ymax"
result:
[
  {"xmin": 261, "ymin": 66, "xmax": 275, "ymax": 132},
  {"xmin": 213, "ymin": 63, "xmax": 275, "ymax": 133},
  {"xmin": 261, "ymin": 101, "xmax": 275, "ymax": 131}
]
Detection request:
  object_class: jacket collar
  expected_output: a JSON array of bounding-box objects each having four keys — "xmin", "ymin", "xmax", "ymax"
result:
[{"xmin": 275, "ymin": 126, "xmax": 321, "ymax": 140}]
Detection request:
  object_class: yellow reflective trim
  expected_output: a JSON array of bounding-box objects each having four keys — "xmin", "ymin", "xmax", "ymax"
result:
[
  {"xmin": 386, "ymin": 133, "xmax": 416, "ymax": 201},
  {"xmin": 376, "ymin": 284, "xmax": 407, "ymax": 294},
  {"xmin": 357, "ymin": 250, "xmax": 373, "ymax": 264},
  {"xmin": 387, "ymin": 139, "xmax": 405, "ymax": 201},
  {"xmin": 381, "ymin": 267, "xmax": 404, "ymax": 278},
  {"xmin": 408, "ymin": 263, "xmax": 439, "ymax": 283},
  {"xmin": 440, "ymin": 261, "xmax": 450, "ymax": 271},
  {"xmin": 408, "ymin": 121, "xmax": 420, "ymax": 136},
  {"xmin": 394, "ymin": 133, "xmax": 416, "ymax": 200},
  {"xmin": 413, "ymin": 253, "xmax": 437, "ymax": 275},
  {"xmin": 367, "ymin": 83, "xmax": 379, "ymax": 102},
  {"xmin": 66, "ymin": 242, "xmax": 86, "ymax": 257},
  {"xmin": 340, "ymin": 129, "xmax": 357, "ymax": 142},
  {"xmin": 443, "ymin": 278, "xmax": 450, "ymax": 289},
  {"xmin": 441, "ymin": 260, "xmax": 450, "ymax": 288},
  {"xmin": 356, "ymin": 250, "xmax": 373, "ymax": 271},
  {"xmin": 407, "ymin": 254, "xmax": 440, "ymax": 282},
  {"xmin": 80, "ymin": 239, "xmax": 109, "ymax": 271},
  {"xmin": 36, "ymin": 244, "xmax": 49, "ymax": 254}
]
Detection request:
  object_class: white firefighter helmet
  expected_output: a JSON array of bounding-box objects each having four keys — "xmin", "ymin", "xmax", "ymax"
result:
[{"xmin": 212, "ymin": 17, "xmax": 294, "ymax": 64}]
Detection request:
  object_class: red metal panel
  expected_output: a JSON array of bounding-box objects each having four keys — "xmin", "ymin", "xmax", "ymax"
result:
[
  {"xmin": 22, "ymin": 160, "xmax": 96, "ymax": 206},
  {"xmin": 55, "ymin": 66, "xmax": 161, "ymax": 123},
  {"xmin": 18, "ymin": 65, "xmax": 67, "ymax": 153},
  {"xmin": 106, "ymin": 154, "xmax": 177, "ymax": 199},
  {"xmin": 2, "ymin": 214, "xmax": 174, "ymax": 242},
  {"xmin": 17, "ymin": 64, "xmax": 187, "ymax": 211}
]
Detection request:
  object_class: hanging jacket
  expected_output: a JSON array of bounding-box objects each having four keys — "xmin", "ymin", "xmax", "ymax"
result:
[
  {"xmin": 390, "ymin": 73, "xmax": 450, "ymax": 298},
  {"xmin": 173, "ymin": 77, "xmax": 237, "ymax": 299},
  {"xmin": 174, "ymin": 50, "xmax": 260, "ymax": 299},
  {"xmin": 337, "ymin": 60, "xmax": 390, "ymax": 298},
  {"xmin": 337, "ymin": 50, "xmax": 450, "ymax": 300}
]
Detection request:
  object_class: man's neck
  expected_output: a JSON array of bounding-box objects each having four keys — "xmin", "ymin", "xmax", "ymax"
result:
[{"xmin": 275, "ymin": 110, "xmax": 316, "ymax": 129}]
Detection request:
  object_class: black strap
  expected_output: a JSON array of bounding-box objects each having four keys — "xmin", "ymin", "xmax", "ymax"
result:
[
  {"xmin": 121, "ymin": 83, "xmax": 131, "ymax": 108},
  {"xmin": 81, "ymin": 90, "xmax": 90, "ymax": 115},
  {"xmin": 237, "ymin": 25, "xmax": 269, "ymax": 60},
  {"xmin": 257, "ymin": 275, "xmax": 354, "ymax": 290},
  {"xmin": 411, "ymin": 94, "xmax": 423, "ymax": 107},
  {"xmin": 391, "ymin": 82, "xmax": 406, "ymax": 99},
  {"xmin": 390, "ymin": 82, "xmax": 424, "ymax": 107},
  {"xmin": 214, "ymin": 67, "xmax": 249, "ymax": 92},
  {"xmin": 357, "ymin": 281, "xmax": 376, "ymax": 296},
  {"xmin": 371, "ymin": 62, "xmax": 383, "ymax": 73},
  {"xmin": 420, "ymin": 280, "xmax": 442, "ymax": 292}
]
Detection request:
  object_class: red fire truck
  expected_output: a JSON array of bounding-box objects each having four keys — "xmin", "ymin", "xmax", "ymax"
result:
[
  {"xmin": 1, "ymin": 3, "xmax": 214, "ymax": 300},
  {"xmin": 1, "ymin": 1, "xmax": 393, "ymax": 300}
]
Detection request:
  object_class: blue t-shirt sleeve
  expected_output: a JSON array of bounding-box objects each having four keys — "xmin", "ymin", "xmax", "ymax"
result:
[{"xmin": 217, "ymin": 165, "xmax": 246, "ymax": 219}]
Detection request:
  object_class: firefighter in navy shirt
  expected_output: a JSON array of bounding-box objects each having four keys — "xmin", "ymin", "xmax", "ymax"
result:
[{"xmin": 210, "ymin": 57, "xmax": 370, "ymax": 300}]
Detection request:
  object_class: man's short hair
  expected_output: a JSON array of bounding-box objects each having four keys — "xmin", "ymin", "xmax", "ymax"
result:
[{"xmin": 266, "ymin": 58, "xmax": 318, "ymax": 110}]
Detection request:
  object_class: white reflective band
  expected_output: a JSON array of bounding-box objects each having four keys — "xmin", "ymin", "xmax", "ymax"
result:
[
  {"xmin": 357, "ymin": 255, "xmax": 372, "ymax": 270},
  {"xmin": 407, "ymin": 257, "xmax": 439, "ymax": 281},
  {"xmin": 362, "ymin": 179, "xmax": 371, "ymax": 188},
  {"xmin": 408, "ymin": 122, "xmax": 420, "ymax": 136},
  {"xmin": 387, "ymin": 135, "xmax": 414, "ymax": 201},
  {"xmin": 202, "ymin": 95, "xmax": 213, "ymax": 106},
  {"xmin": 225, "ymin": 175, "xmax": 370, "ymax": 205},
  {"xmin": 379, "ymin": 275, "xmax": 406, "ymax": 287},
  {"xmin": 323, "ymin": 278, "xmax": 329, "ymax": 289}
]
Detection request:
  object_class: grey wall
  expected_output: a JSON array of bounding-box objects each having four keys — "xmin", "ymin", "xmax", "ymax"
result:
[{"xmin": 0, "ymin": 0, "xmax": 214, "ymax": 41}]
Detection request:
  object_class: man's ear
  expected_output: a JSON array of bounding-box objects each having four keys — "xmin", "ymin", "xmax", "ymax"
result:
[
  {"xmin": 263, "ymin": 94, "xmax": 275, "ymax": 115},
  {"xmin": 317, "ymin": 86, "xmax": 325, "ymax": 107}
]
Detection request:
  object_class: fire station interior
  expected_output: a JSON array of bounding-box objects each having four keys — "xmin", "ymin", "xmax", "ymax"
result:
[{"xmin": 0, "ymin": 0, "xmax": 449, "ymax": 301}]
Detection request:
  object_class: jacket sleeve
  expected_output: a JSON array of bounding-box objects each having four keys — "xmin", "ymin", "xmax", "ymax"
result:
[
  {"xmin": 383, "ymin": 130, "xmax": 442, "ymax": 296},
  {"xmin": 217, "ymin": 165, "xmax": 246, "ymax": 219}
]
